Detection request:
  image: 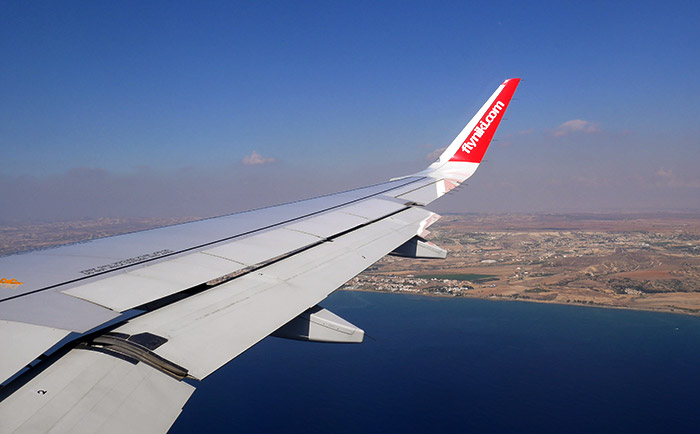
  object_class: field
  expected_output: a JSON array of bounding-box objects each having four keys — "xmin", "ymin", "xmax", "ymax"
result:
[{"xmin": 342, "ymin": 213, "xmax": 700, "ymax": 315}]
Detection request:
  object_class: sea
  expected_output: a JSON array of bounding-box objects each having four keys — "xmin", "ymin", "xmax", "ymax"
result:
[{"xmin": 169, "ymin": 291, "xmax": 700, "ymax": 434}]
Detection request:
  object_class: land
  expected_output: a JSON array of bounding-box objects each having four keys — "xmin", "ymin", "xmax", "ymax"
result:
[
  {"xmin": 341, "ymin": 213, "xmax": 700, "ymax": 316},
  {"xmin": 2, "ymin": 213, "xmax": 700, "ymax": 316},
  {"xmin": 0, "ymin": 217, "xmax": 196, "ymax": 255}
]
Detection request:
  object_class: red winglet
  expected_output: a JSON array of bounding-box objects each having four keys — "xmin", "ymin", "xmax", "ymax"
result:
[{"xmin": 449, "ymin": 78, "xmax": 520, "ymax": 163}]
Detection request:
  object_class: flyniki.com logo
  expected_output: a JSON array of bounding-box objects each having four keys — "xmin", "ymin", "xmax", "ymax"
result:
[{"xmin": 461, "ymin": 100, "xmax": 505, "ymax": 154}]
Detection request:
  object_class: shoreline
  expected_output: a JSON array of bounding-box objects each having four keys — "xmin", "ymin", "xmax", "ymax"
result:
[{"xmin": 341, "ymin": 287, "xmax": 700, "ymax": 318}]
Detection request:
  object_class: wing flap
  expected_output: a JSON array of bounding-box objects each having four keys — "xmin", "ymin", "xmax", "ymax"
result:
[
  {"xmin": 0, "ymin": 349, "xmax": 194, "ymax": 434},
  {"xmin": 112, "ymin": 207, "xmax": 435, "ymax": 379},
  {"xmin": 0, "ymin": 321, "xmax": 71, "ymax": 385}
]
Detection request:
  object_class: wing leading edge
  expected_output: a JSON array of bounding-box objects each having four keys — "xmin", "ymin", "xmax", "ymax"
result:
[{"xmin": 0, "ymin": 78, "xmax": 520, "ymax": 434}]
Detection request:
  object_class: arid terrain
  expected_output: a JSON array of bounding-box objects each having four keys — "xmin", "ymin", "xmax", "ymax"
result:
[
  {"xmin": 342, "ymin": 213, "xmax": 700, "ymax": 316},
  {"xmin": 0, "ymin": 217, "xmax": 195, "ymax": 255},
  {"xmin": 2, "ymin": 213, "xmax": 700, "ymax": 316}
]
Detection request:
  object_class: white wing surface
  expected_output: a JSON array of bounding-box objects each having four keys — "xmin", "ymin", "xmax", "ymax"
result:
[{"xmin": 0, "ymin": 78, "xmax": 520, "ymax": 434}]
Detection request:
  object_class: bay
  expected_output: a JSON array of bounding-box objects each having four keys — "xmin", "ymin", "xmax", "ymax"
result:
[{"xmin": 170, "ymin": 291, "xmax": 700, "ymax": 433}]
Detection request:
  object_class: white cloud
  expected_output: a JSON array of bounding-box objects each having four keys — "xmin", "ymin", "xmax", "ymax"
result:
[
  {"xmin": 656, "ymin": 167, "xmax": 674, "ymax": 179},
  {"xmin": 654, "ymin": 167, "xmax": 700, "ymax": 188},
  {"xmin": 553, "ymin": 119, "xmax": 600, "ymax": 137},
  {"xmin": 242, "ymin": 151, "xmax": 275, "ymax": 166},
  {"xmin": 426, "ymin": 147, "xmax": 446, "ymax": 161}
]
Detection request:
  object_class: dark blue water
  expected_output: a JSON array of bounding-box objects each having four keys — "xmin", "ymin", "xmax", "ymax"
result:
[{"xmin": 170, "ymin": 292, "xmax": 700, "ymax": 434}]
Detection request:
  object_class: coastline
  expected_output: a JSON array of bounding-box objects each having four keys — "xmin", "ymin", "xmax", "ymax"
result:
[
  {"xmin": 340, "ymin": 212, "xmax": 700, "ymax": 319},
  {"xmin": 340, "ymin": 287, "xmax": 700, "ymax": 317}
]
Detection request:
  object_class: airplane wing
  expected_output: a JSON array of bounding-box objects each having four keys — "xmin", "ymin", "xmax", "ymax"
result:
[{"xmin": 0, "ymin": 78, "xmax": 520, "ymax": 434}]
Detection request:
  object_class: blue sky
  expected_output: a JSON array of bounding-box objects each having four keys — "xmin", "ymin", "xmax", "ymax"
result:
[{"xmin": 1, "ymin": 1, "xmax": 699, "ymax": 220}]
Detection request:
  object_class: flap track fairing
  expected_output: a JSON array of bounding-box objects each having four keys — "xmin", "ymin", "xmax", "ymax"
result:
[
  {"xmin": 272, "ymin": 305, "xmax": 364, "ymax": 343},
  {"xmin": 389, "ymin": 236, "xmax": 447, "ymax": 259}
]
